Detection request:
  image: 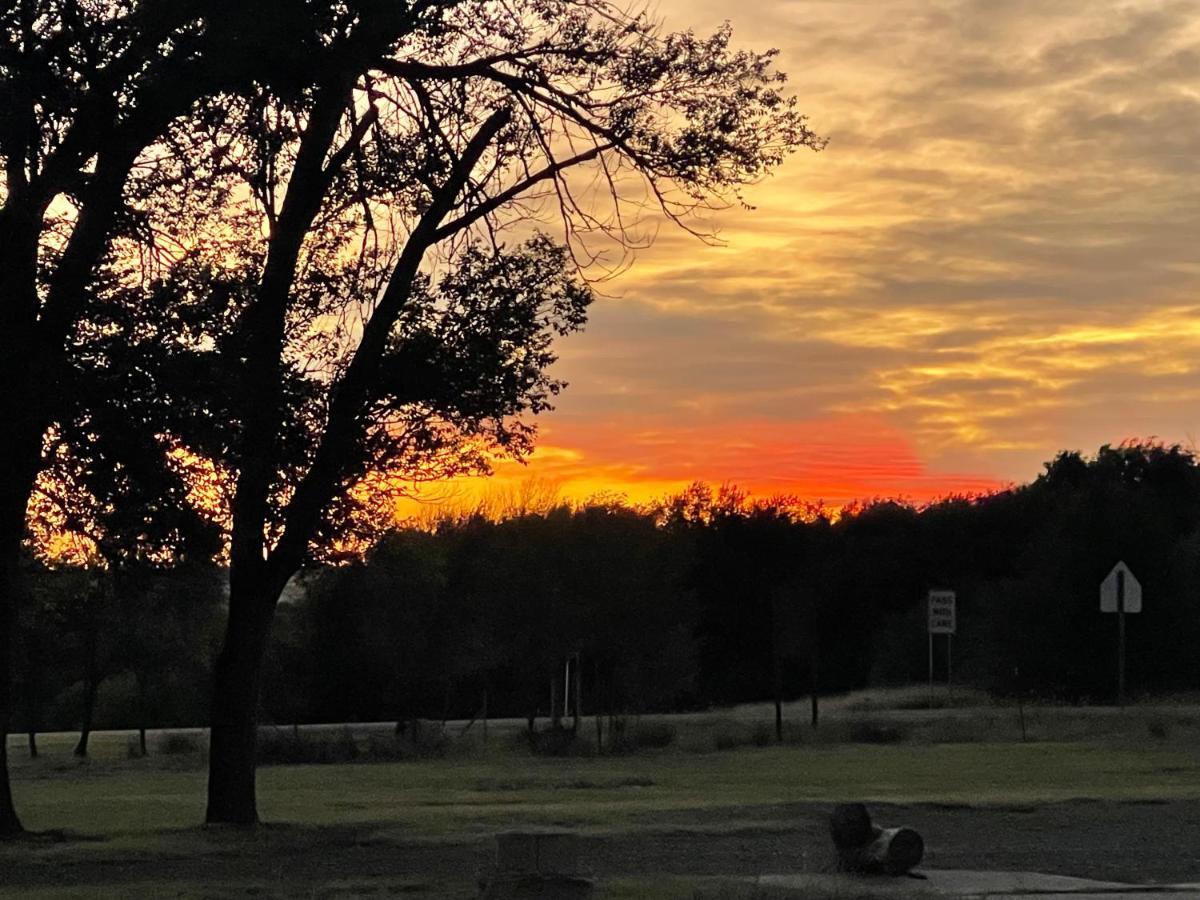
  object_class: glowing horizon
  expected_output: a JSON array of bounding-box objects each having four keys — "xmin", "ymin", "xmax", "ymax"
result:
[{"xmin": 397, "ymin": 413, "xmax": 1008, "ymax": 520}]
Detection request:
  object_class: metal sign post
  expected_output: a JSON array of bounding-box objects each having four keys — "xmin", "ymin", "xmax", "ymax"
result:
[
  {"xmin": 928, "ymin": 628, "xmax": 933, "ymax": 709},
  {"xmin": 1100, "ymin": 561, "xmax": 1141, "ymax": 706},
  {"xmin": 948, "ymin": 632, "xmax": 953, "ymax": 704},
  {"xmin": 927, "ymin": 590, "xmax": 956, "ymax": 707},
  {"xmin": 1117, "ymin": 569, "xmax": 1125, "ymax": 707}
]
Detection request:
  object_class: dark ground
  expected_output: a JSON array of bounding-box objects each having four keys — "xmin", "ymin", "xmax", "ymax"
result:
[{"xmin": 2, "ymin": 799, "xmax": 1198, "ymax": 894}]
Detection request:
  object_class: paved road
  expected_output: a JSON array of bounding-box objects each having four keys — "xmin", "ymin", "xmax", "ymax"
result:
[{"xmin": 757, "ymin": 870, "xmax": 1200, "ymax": 897}]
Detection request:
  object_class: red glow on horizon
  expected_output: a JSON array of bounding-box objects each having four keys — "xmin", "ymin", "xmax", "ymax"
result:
[{"xmin": 402, "ymin": 414, "xmax": 1006, "ymax": 515}]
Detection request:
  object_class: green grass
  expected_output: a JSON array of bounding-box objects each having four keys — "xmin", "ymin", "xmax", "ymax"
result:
[{"xmin": 8, "ymin": 740, "xmax": 1200, "ymax": 842}]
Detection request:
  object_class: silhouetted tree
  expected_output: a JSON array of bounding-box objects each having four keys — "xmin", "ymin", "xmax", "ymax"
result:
[
  {"xmin": 94, "ymin": 2, "xmax": 817, "ymax": 824},
  {"xmin": 115, "ymin": 564, "xmax": 226, "ymax": 755},
  {"xmin": 28, "ymin": 305, "xmax": 226, "ymax": 757},
  {"xmin": 300, "ymin": 530, "xmax": 452, "ymax": 729},
  {"xmin": 0, "ymin": 0, "xmax": 405, "ymax": 834},
  {"xmin": 14, "ymin": 561, "xmax": 84, "ymax": 759}
]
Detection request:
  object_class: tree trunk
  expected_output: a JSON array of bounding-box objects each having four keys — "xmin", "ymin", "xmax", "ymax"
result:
[
  {"xmin": 572, "ymin": 654, "xmax": 581, "ymax": 735},
  {"xmin": 0, "ymin": 394, "xmax": 43, "ymax": 836},
  {"xmin": 0, "ymin": 725, "xmax": 15, "ymax": 837},
  {"xmin": 75, "ymin": 679, "xmax": 98, "ymax": 757},
  {"xmin": 550, "ymin": 674, "xmax": 560, "ymax": 729},
  {"xmin": 205, "ymin": 576, "xmax": 278, "ymax": 826},
  {"xmin": 810, "ymin": 642, "xmax": 820, "ymax": 729},
  {"xmin": 0, "ymin": 576, "xmax": 19, "ymax": 829},
  {"xmin": 24, "ymin": 674, "xmax": 40, "ymax": 760},
  {"xmin": 481, "ymin": 682, "xmax": 489, "ymax": 745},
  {"xmin": 393, "ymin": 683, "xmax": 408, "ymax": 737},
  {"xmin": 606, "ymin": 667, "xmax": 616, "ymax": 752},
  {"xmin": 771, "ymin": 632, "xmax": 784, "ymax": 743},
  {"xmin": 202, "ymin": 76, "xmax": 379, "ymax": 828},
  {"xmin": 136, "ymin": 671, "xmax": 149, "ymax": 756},
  {"xmin": 0, "ymin": 559, "xmax": 28, "ymax": 834},
  {"xmin": 593, "ymin": 659, "xmax": 603, "ymax": 753},
  {"xmin": 206, "ymin": 644, "xmax": 266, "ymax": 824},
  {"xmin": 74, "ymin": 631, "xmax": 100, "ymax": 758}
]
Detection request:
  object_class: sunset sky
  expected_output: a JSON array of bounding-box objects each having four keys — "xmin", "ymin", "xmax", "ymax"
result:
[{"xmin": 425, "ymin": 0, "xmax": 1200, "ymax": 512}]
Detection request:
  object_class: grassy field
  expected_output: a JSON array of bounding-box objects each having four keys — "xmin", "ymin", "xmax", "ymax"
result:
[
  {"xmin": 4, "ymin": 689, "xmax": 1200, "ymax": 897},
  {"xmin": 10, "ymin": 736, "xmax": 1200, "ymax": 838}
]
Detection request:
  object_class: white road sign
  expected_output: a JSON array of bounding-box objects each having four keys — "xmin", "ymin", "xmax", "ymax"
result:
[
  {"xmin": 1100, "ymin": 561, "xmax": 1141, "ymax": 613},
  {"xmin": 928, "ymin": 590, "xmax": 956, "ymax": 634}
]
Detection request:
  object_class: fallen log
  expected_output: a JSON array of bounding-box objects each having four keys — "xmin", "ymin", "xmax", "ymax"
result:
[{"xmin": 830, "ymin": 803, "xmax": 924, "ymax": 875}]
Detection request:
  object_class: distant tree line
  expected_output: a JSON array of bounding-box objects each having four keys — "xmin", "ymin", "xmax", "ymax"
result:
[{"xmin": 16, "ymin": 442, "xmax": 1200, "ymax": 749}]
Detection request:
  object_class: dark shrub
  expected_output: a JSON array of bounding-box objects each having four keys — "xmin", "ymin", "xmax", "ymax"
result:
[
  {"xmin": 157, "ymin": 732, "xmax": 203, "ymax": 756},
  {"xmin": 527, "ymin": 726, "xmax": 585, "ymax": 756},
  {"xmin": 847, "ymin": 720, "xmax": 908, "ymax": 744},
  {"xmin": 751, "ymin": 723, "xmax": 775, "ymax": 747},
  {"xmin": 364, "ymin": 727, "xmax": 450, "ymax": 761},
  {"xmin": 713, "ymin": 725, "xmax": 748, "ymax": 751},
  {"xmin": 610, "ymin": 720, "xmax": 676, "ymax": 754},
  {"xmin": 635, "ymin": 721, "xmax": 677, "ymax": 749},
  {"xmin": 257, "ymin": 727, "xmax": 359, "ymax": 765}
]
